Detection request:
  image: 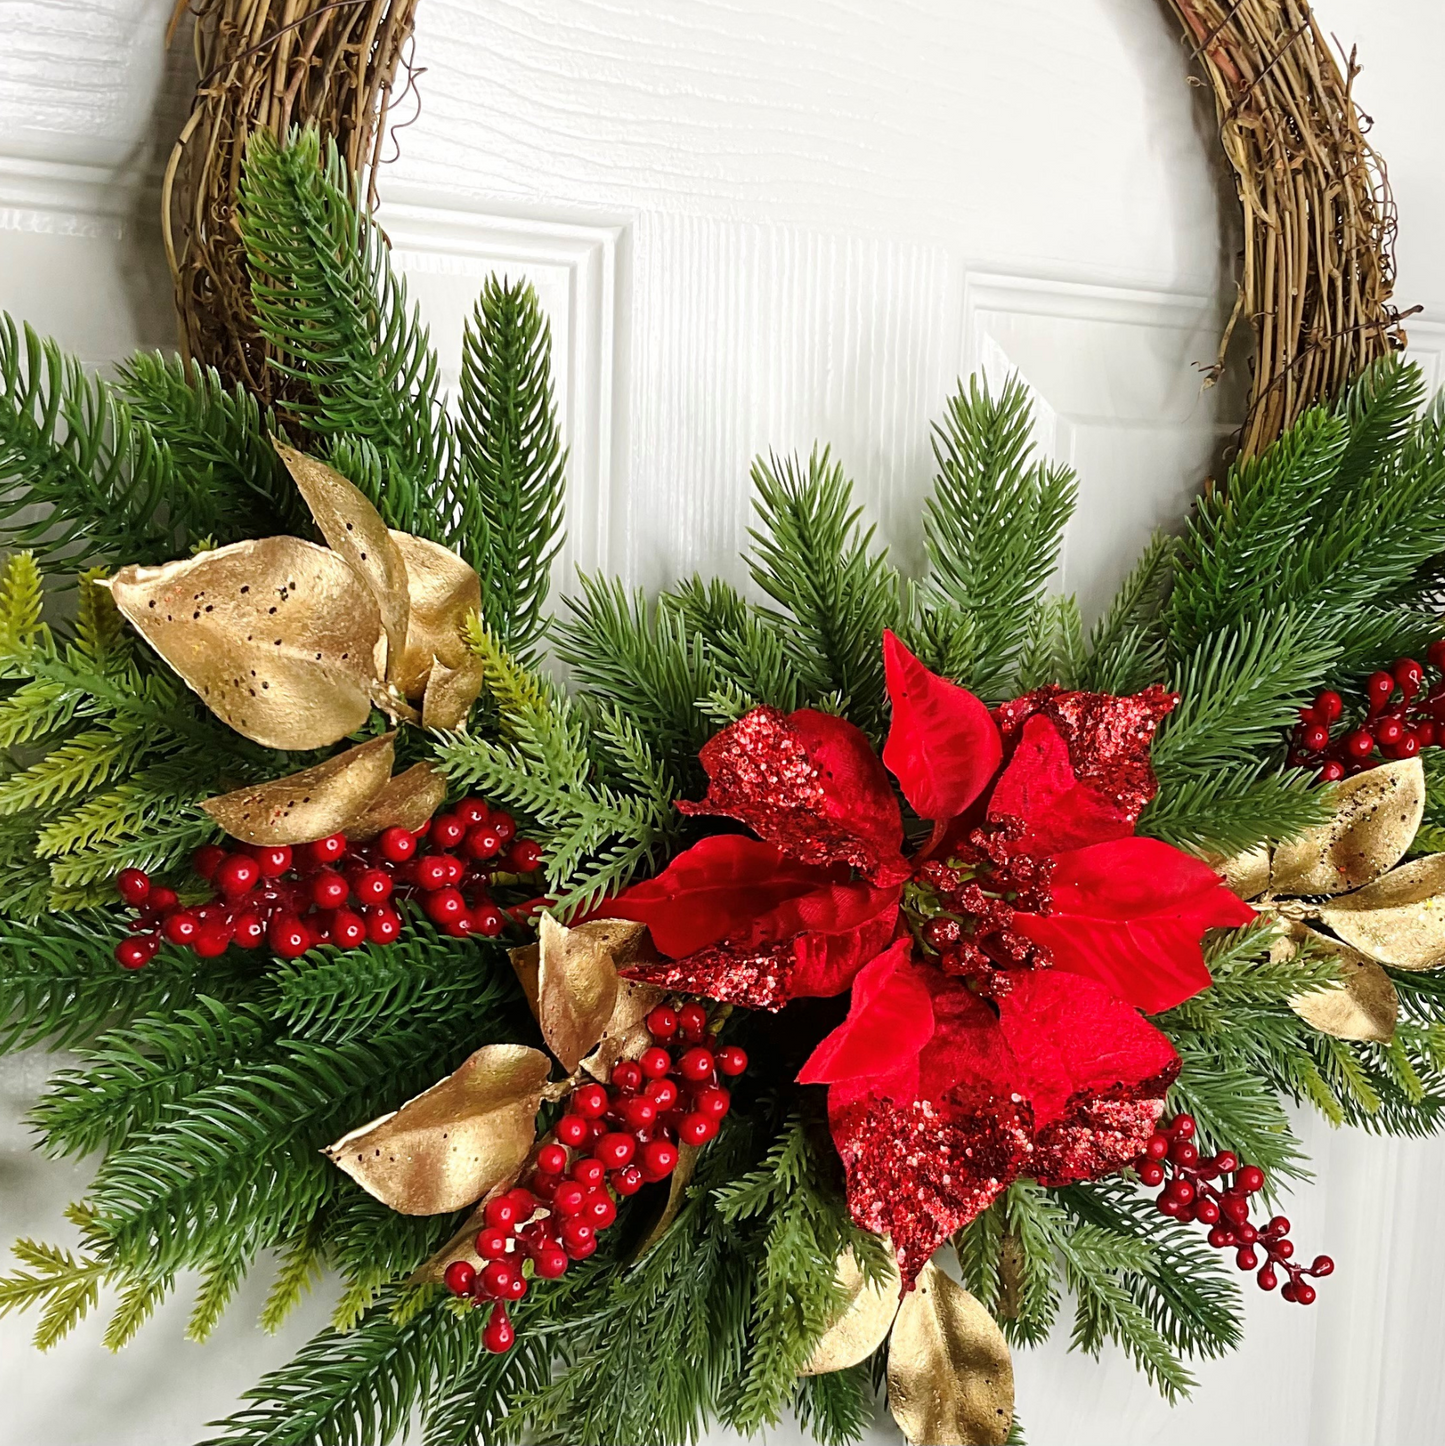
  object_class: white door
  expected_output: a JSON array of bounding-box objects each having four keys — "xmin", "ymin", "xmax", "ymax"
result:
[{"xmin": 3, "ymin": 2, "xmax": 1445, "ymax": 1442}]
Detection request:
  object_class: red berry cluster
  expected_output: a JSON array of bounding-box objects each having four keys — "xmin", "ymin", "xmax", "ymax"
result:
[
  {"xmin": 1137, "ymin": 1114, "xmax": 1332, "ymax": 1304},
  {"xmin": 1292, "ymin": 646, "xmax": 1445, "ymax": 781},
  {"xmin": 111, "ymin": 796, "xmax": 546, "ymax": 969},
  {"xmin": 442, "ymin": 1001, "xmax": 748, "ymax": 1351}
]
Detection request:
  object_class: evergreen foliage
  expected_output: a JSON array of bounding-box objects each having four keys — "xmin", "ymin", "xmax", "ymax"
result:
[{"xmin": 4, "ymin": 124, "xmax": 1445, "ymax": 1446}]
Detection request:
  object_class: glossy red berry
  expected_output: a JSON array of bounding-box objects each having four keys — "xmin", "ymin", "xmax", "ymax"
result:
[
  {"xmin": 1346, "ymin": 728, "xmax": 1376, "ymax": 758},
  {"xmin": 331, "ymin": 909, "xmax": 367, "ymax": 948},
  {"xmin": 611, "ymin": 1061, "xmax": 643, "ymax": 1091},
  {"xmin": 456, "ymin": 798, "xmax": 489, "ymax": 827},
  {"xmin": 572, "ymin": 1083, "xmax": 609, "ymax": 1119},
  {"xmin": 717, "ymin": 1045, "xmax": 748, "ymax": 1077},
  {"xmin": 678, "ymin": 1047, "xmax": 714, "ymax": 1082},
  {"xmin": 534, "ymin": 1246, "xmax": 569, "ymax": 1278},
  {"xmin": 695, "ymin": 1086, "xmax": 730, "ymax": 1120},
  {"xmin": 1294, "ymin": 1281, "xmax": 1317, "ymax": 1305},
  {"xmin": 443, "ymin": 1260, "xmax": 475, "ymax": 1296},
  {"xmin": 483, "ymin": 1303, "xmax": 514, "ymax": 1353},
  {"xmin": 639, "ymin": 1046, "xmax": 672, "ymax": 1079},
  {"xmin": 1300, "ymin": 723, "xmax": 1329, "ymax": 752},
  {"xmin": 268, "ymin": 913, "xmax": 310, "ymax": 958},
  {"xmin": 475, "ymin": 1227, "xmax": 510, "ymax": 1260},
  {"xmin": 490, "ymin": 812, "xmax": 516, "ymax": 844},
  {"xmin": 1367, "ymin": 671, "xmax": 1396, "ymax": 710},
  {"xmin": 115, "ymin": 867, "xmax": 152, "ymax": 905},
  {"xmin": 1315, "ymin": 690, "xmax": 1343, "ymax": 722},
  {"xmin": 594, "ymin": 1132, "xmax": 635, "ymax": 1169},
  {"xmin": 378, "ymin": 826, "xmax": 417, "ymax": 862},
  {"xmin": 1319, "ymin": 760, "xmax": 1346, "ymax": 782},
  {"xmin": 552, "ymin": 1181, "xmax": 587, "ymax": 1217},
  {"xmin": 536, "ymin": 1143, "xmax": 568, "ymax": 1175},
  {"xmin": 414, "ymin": 855, "xmax": 452, "ymax": 891},
  {"xmin": 639, "ymin": 1139, "xmax": 678, "ymax": 1178},
  {"xmin": 479, "ymin": 1260, "xmax": 514, "ymax": 1298},
  {"xmin": 1376, "ymin": 715, "xmax": 1405, "ymax": 746},
  {"xmin": 555, "ymin": 1114, "xmax": 590, "ymax": 1147},
  {"xmin": 309, "ymin": 870, "xmax": 348, "ymax": 910},
  {"xmin": 364, "ymin": 905, "xmax": 402, "ymax": 944},
  {"xmin": 148, "ymin": 886, "xmax": 179, "ymax": 914},
  {"xmin": 585, "ymin": 1192, "xmax": 617, "ymax": 1229},
  {"xmin": 484, "ymin": 1195, "xmax": 521, "ymax": 1232},
  {"xmin": 610, "ymin": 1165, "xmax": 645, "ymax": 1195},
  {"xmin": 1236, "ymin": 1246, "xmax": 1258, "ymax": 1271},
  {"xmin": 351, "ymin": 868, "xmax": 392, "ymax": 905},
  {"xmin": 560, "ymin": 1218, "xmax": 595, "ymax": 1252},
  {"xmin": 570, "ymin": 1157, "xmax": 606, "ymax": 1190},
  {"xmin": 1258, "ymin": 1266, "xmax": 1279, "ymax": 1292},
  {"xmin": 472, "ymin": 906, "xmax": 506, "ymax": 937},
  {"xmin": 678, "ymin": 1112, "xmax": 715, "ymax": 1146},
  {"xmin": 423, "ymin": 886, "xmax": 467, "ymax": 926},
  {"xmin": 1236, "ymin": 1165, "xmax": 1266, "ymax": 1193},
  {"xmin": 1170, "ymin": 1114, "xmax": 1196, "ymax": 1139},
  {"xmin": 306, "ymin": 834, "xmax": 348, "ymax": 868},
  {"xmin": 645, "ymin": 1005, "xmax": 678, "ymax": 1040},
  {"xmin": 508, "ymin": 840, "xmax": 544, "ymax": 873},
  {"xmin": 464, "ymin": 825, "xmax": 504, "ymax": 860},
  {"xmin": 677, "ymin": 1002, "xmax": 708, "ymax": 1042},
  {"xmin": 645, "ymin": 1077, "xmax": 679, "ymax": 1111},
  {"xmin": 193, "ymin": 920, "xmax": 233, "ymax": 958},
  {"xmin": 430, "ymin": 814, "xmax": 467, "ymax": 850},
  {"xmin": 1430, "ymin": 640, "xmax": 1445, "ymax": 673},
  {"xmin": 162, "ymin": 909, "xmax": 200, "ymax": 946},
  {"xmin": 618, "ymin": 1096, "xmax": 658, "ymax": 1132},
  {"xmin": 253, "ymin": 844, "xmax": 292, "ymax": 878},
  {"xmin": 114, "ymin": 936, "xmax": 156, "ymax": 970},
  {"xmin": 1139, "ymin": 1161, "xmax": 1165, "ymax": 1187}
]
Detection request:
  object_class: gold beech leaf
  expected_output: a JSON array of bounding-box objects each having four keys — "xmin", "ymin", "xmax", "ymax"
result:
[
  {"xmin": 275, "ymin": 443, "xmax": 410, "ymax": 680},
  {"xmin": 349, "ymin": 761, "xmax": 448, "ymax": 840},
  {"xmin": 1215, "ymin": 843, "xmax": 1271, "ymax": 901},
  {"xmin": 421, "ymin": 653, "xmax": 485, "ymax": 732},
  {"xmin": 109, "ymin": 538, "xmax": 382, "ymax": 750},
  {"xmin": 1287, "ymin": 928, "xmax": 1398, "ymax": 1042},
  {"xmin": 325, "ymin": 1043, "xmax": 550, "ymax": 1214},
  {"xmin": 201, "ymin": 734, "xmax": 396, "ymax": 844},
  {"xmin": 536, "ymin": 914, "xmax": 623, "ymax": 1073},
  {"xmin": 390, "ymin": 531, "xmax": 482, "ymax": 700},
  {"xmin": 1271, "ymin": 759, "xmax": 1424, "ymax": 897},
  {"xmin": 1315, "ymin": 853, "xmax": 1445, "ymax": 970},
  {"xmin": 801, "ymin": 1249, "xmax": 902, "ymax": 1376},
  {"xmin": 634, "ymin": 1143, "xmax": 698, "ymax": 1259},
  {"xmin": 581, "ymin": 977, "xmax": 668, "ymax": 1083},
  {"xmin": 887, "ymin": 1261, "xmax": 1013, "ymax": 1446}
]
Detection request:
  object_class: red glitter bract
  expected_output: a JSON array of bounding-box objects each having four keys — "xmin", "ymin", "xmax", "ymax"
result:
[
  {"xmin": 830, "ymin": 1086, "xmax": 1033, "ymax": 1289},
  {"xmin": 677, "ymin": 706, "xmax": 910, "ymax": 884},
  {"xmin": 994, "ymin": 683, "xmax": 1177, "ymax": 835},
  {"xmin": 1031, "ymin": 1068, "xmax": 1178, "ymax": 1186}
]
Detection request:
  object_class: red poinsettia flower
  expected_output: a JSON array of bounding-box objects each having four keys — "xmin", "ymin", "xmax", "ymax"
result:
[{"xmin": 608, "ymin": 631, "xmax": 1253, "ymax": 1282}]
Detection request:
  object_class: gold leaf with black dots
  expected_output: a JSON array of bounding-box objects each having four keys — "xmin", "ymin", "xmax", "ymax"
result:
[{"xmin": 107, "ymin": 538, "xmax": 383, "ymax": 750}]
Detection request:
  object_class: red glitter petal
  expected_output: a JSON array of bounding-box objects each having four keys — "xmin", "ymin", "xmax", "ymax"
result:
[
  {"xmin": 1030, "ymin": 1065, "xmax": 1178, "ymax": 1186},
  {"xmin": 678, "ymin": 706, "xmax": 910, "ymax": 883},
  {"xmin": 993, "ymin": 684, "xmax": 1176, "ymax": 834},
  {"xmin": 830, "ymin": 1085, "xmax": 1033, "ymax": 1289}
]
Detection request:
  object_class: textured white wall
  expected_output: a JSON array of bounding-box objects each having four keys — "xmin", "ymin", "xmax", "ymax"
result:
[{"xmin": 1, "ymin": 3, "xmax": 1444, "ymax": 1444}]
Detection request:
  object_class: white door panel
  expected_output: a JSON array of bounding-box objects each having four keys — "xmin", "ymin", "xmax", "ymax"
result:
[{"xmin": 2, "ymin": 2, "xmax": 1444, "ymax": 1443}]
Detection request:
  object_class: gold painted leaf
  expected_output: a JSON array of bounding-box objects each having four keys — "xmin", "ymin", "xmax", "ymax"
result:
[
  {"xmin": 109, "ymin": 538, "xmax": 383, "ymax": 750},
  {"xmin": 801, "ymin": 1249, "xmax": 902, "ymax": 1376},
  {"xmin": 1270, "ymin": 759, "xmax": 1424, "ymax": 897},
  {"xmin": 1287, "ymin": 928, "xmax": 1398, "ymax": 1042},
  {"xmin": 275, "ymin": 443, "xmax": 410, "ymax": 681},
  {"xmin": 1315, "ymin": 853, "xmax": 1445, "ymax": 970},
  {"xmin": 390, "ymin": 531, "xmax": 482, "ymax": 701},
  {"xmin": 580, "ymin": 977, "xmax": 668, "ymax": 1082},
  {"xmin": 1215, "ymin": 843, "xmax": 1271, "ymax": 901},
  {"xmin": 633, "ymin": 1143, "xmax": 698, "ymax": 1259},
  {"xmin": 421, "ymin": 653, "xmax": 485, "ymax": 732},
  {"xmin": 348, "ymin": 761, "xmax": 448, "ymax": 840},
  {"xmin": 325, "ymin": 1043, "xmax": 550, "ymax": 1214},
  {"xmin": 201, "ymin": 734, "xmax": 396, "ymax": 844},
  {"xmin": 887, "ymin": 1260, "xmax": 1013, "ymax": 1446},
  {"xmin": 535, "ymin": 914, "xmax": 623, "ymax": 1074}
]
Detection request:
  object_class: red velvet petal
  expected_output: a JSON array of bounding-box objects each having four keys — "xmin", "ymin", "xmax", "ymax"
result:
[
  {"xmin": 620, "ymin": 880, "xmax": 902, "ymax": 1011},
  {"xmin": 994, "ymin": 969, "xmax": 1180, "ymax": 1125},
  {"xmin": 679, "ymin": 706, "xmax": 908, "ymax": 883},
  {"xmin": 993, "ymin": 684, "xmax": 1176, "ymax": 835},
  {"xmin": 798, "ymin": 940, "xmax": 932, "ymax": 1085},
  {"xmin": 881, "ymin": 630, "xmax": 1002, "ymax": 826},
  {"xmin": 606, "ymin": 834, "xmax": 838, "ymax": 958},
  {"xmin": 828, "ymin": 1082, "xmax": 1032, "ymax": 1288},
  {"xmin": 1012, "ymin": 837, "xmax": 1255, "ymax": 1015},
  {"xmin": 987, "ymin": 714, "xmax": 1137, "ymax": 852}
]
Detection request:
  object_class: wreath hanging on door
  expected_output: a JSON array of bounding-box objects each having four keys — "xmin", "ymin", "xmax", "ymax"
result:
[{"xmin": 0, "ymin": 4, "xmax": 1436, "ymax": 1445}]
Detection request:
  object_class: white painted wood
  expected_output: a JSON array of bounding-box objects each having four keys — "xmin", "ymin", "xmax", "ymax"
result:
[{"xmin": 2, "ymin": 2, "xmax": 1445, "ymax": 1443}]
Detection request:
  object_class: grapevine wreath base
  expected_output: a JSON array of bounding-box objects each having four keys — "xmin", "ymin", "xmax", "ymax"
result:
[{"xmin": 1, "ymin": 14, "xmax": 1444, "ymax": 1445}]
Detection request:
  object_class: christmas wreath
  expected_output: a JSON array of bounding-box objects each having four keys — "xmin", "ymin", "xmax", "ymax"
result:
[{"xmin": 3, "ymin": 15, "xmax": 1445, "ymax": 1445}]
